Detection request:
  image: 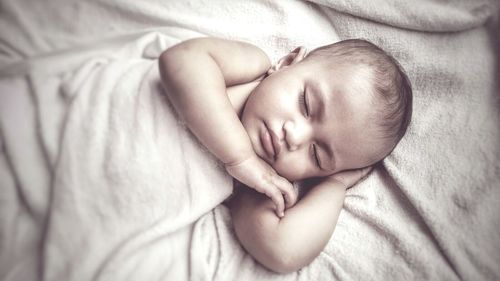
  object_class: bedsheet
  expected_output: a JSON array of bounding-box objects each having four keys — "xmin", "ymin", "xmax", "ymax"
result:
[{"xmin": 1, "ymin": 0, "xmax": 499, "ymax": 280}]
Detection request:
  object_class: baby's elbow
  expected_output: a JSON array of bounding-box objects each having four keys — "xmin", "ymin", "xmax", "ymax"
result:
[
  {"xmin": 263, "ymin": 244, "xmax": 313, "ymax": 274},
  {"xmin": 239, "ymin": 228, "xmax": 305, "ymax": 274},
  {"xmin": 159, "ymin": 48, "xmax": 184, "ymax": 81},
  {"xmin": 231, "ymin": 194, "xmax": 311, "ymax": 274},
  {"xmin": 263, "ymin": 251, "xmax": 303, "ymax": 274}
]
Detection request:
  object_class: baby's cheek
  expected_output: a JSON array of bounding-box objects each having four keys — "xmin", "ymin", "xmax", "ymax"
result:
[{"xmin": 274, "ymin": 160, "xmax": 310, "ymax": 182}]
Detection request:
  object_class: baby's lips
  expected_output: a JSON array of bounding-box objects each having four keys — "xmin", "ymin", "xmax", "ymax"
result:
[{"xmin": 269, "ymin": 129, "xmax": 282, "ymax": 158}]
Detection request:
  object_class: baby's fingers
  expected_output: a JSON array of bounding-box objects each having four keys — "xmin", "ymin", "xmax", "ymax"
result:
[
  {"xmin": 263, "ymin": 187, "xmax": 285, "ymax": 218},
  {"xmin": 271, "ymin": 175, "xmax": 298, "ymax": 209}
]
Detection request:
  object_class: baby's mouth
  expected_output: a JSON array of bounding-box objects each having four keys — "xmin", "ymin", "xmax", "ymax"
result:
[
  {"xmin": 260, "ymin": 122, "xmax": 276, "ymax": 161},
  {"xmin": 269, "ymin": 128, "xmax": 282, "ymax": 159}
]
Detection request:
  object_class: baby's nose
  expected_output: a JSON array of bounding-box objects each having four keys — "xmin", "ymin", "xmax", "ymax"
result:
[{"xmin": 283, "ymin": 120, "xmax": 311, "ymax": 151}]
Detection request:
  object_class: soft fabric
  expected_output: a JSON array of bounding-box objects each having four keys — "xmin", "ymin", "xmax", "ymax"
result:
[
  {"xmin": 1, "ymin": 33, "xmax": 233, "ymax": 280},
  {"xmin": 1, "ymin": 0, "xmax": 499, "ymax": 280}
]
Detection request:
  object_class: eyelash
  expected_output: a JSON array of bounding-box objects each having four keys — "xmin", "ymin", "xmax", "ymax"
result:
[
  {"xmin": 311, "ymin": 144, "xmax": 321, "ymax": 169},
  {"xmin": 300, "ymin": 92, "xmax": 320, "ymax": 168},
  {"xmin": 299, "ymin": 91, "xmax": 309, "ymax": 116}
]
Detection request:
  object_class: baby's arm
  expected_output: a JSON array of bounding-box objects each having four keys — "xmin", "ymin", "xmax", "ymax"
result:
[
  {"xmin": 159, "ymin": 38, "xmax": 267, "ymax": 166},
  {"xmin": 159, "ymin": 38, "xmax": 296, "ymax": 216},
  {"xmin": 230, "ymin": 167, "xmax": 372, "ymax": 273}
]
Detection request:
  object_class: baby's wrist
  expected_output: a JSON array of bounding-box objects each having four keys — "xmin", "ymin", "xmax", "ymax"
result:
[
  {"xmin": 324, "ymin": 177, "xmax": 349, "ymax": 190},
  {"xmin": 224, "ymin": 151, "xmax": 256, "ymax": 167}
]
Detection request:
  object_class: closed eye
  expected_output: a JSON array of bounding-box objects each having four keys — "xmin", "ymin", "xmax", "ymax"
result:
[
  {"xmin": 311, "ymin": 144, "xmax": 321, "ymax": 169},
  {"xmin": 299, "ymin": 90, "xmax": 309, "ymax": 116}
]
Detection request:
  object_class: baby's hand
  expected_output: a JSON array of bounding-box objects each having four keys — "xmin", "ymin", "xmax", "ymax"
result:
[
  {"xmin": 225, "ymin": 154, "xmax": 297, "ymax": 217},
  {"xmin": 328, "ymin": 166, "xmax": 373, "ymax": 189}
]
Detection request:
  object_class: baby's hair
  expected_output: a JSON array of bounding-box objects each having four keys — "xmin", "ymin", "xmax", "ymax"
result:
[{"xmin": 307, "ymin": 39, "xmax": 413, "ymax": 150}]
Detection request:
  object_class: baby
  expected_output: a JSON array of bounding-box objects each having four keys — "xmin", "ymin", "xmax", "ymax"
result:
[{"xmin": 159, "ymin": 37, "xmax": 412, "ymax": 273}]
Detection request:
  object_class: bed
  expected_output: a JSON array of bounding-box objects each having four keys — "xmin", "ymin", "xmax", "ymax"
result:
[{"xmin": 1, "ymin": 0, "xmax": 499, "ymax": 280}]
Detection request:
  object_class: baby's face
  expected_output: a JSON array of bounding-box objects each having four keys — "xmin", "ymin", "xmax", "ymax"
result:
[{"xmin": 241, "ymin": 59, "xmax": 390, "ymax": 181}]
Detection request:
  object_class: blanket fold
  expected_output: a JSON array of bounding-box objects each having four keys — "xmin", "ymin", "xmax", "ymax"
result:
[
  {"xmin": 309, "ymin": 0, "xmax": 497, "ymax": 32},
  {"xmin": 0, "ymin": 1, "xmax": 499, "ymax": 281},
  {"xmin": 27, "ymin": 40, "xmax": 232, "ymax": 280}
]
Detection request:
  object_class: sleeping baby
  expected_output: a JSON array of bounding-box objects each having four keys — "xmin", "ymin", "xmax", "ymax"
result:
[{"xmin": 158, "ymin": 37, "xmax": 412, "ymax": 273}]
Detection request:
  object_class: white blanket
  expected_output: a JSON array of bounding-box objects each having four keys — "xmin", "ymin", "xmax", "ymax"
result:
[
  {"xmin": 1, "ymin": 33, "xmax": 234, "ymax": 280},
  {"xmin": 1, "ymin": 0, "xmax": 499, "ymax": 280}
]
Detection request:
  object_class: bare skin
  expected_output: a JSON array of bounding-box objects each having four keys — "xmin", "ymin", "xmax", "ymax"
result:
[
  {"xmin": 228, "ymin": 167, "xmax": 371, "ymax": 273},
  {"xmin": 159, "ymin": 37, "xmax": 382, "ymax": 273},
  {"xmin": 159, "ymin": 38, "xmax": 297, "ymax": 217}
]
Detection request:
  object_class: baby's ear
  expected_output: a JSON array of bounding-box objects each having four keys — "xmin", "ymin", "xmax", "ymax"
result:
[{"xmin": 267, "ymin": 46, "xmax": 307, "ymax": 75}]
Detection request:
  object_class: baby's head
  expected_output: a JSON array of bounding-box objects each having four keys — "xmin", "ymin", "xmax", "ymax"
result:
[{"xmin": 241, "ymin": 39, "xmax": 412, "ymax": 181}]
